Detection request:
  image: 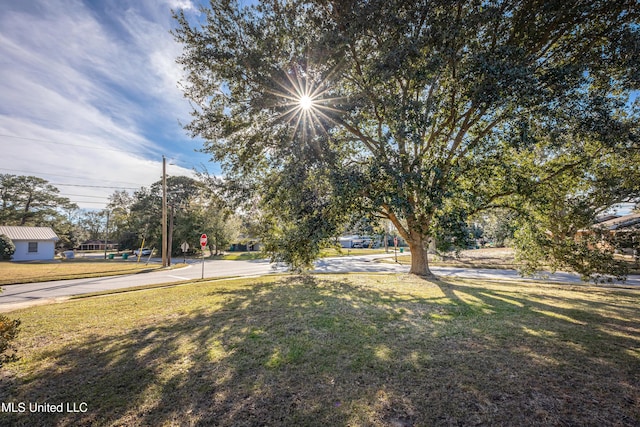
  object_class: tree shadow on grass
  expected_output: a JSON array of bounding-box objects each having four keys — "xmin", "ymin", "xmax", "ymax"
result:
[
  {"xmin": 1, "ymin": 275, "xmax": 638, "ymax": 426},
  {"xmin": 430, "ymin": 278, "xmax": 640, "ymax": 425}
]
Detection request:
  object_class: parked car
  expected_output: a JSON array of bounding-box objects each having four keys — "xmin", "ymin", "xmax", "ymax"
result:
[{"xmin": 134, "ymin": 248, "xmax": 152, "ymax": 256}]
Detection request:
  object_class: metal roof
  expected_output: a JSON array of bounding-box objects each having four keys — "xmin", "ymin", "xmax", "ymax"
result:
[
  {"xmin": 595, "ymin": 213, "xmax": 640, "ymax": 231},
  {"xmin": 0, "ymin": 226, "xmax": 60, "ymax": 241}
]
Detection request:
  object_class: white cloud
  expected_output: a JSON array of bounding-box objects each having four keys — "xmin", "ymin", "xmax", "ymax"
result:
[
  {"xmin": 116, "ymin": 3, "xmax": 190, "ymax": 105},
  {"xmin": 0, "ymin": 117, "xmax": 194, "ymax": 208},
  {"xmin": 0, "ymin": 0, "xmax": 205, "ymax": 209},
  {"xmin": 167, "ymin": 0, "xmax": 196, "ymax": 11}
]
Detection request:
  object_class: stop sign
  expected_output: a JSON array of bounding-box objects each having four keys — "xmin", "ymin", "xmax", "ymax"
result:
[{"xmin": 200, "ymin": 234, "xmax": 207, "ymax": 247}]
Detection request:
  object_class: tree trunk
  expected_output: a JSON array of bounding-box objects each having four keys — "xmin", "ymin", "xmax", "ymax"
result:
[
  {"xmin": 20, "ymin": 194, "xmax": 32, "ymax": 225},
  {"xmin": 385, "ymin": 209, "xmax": 436, "ymax": 278},
  {"xmin": 407, "ymin": 237, "xmax": 436, "ymax": 279}
]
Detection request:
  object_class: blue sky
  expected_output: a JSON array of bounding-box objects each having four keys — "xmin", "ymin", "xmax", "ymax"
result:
[
  {"xmin": 0, "ymin": 0, "xmax": 635, "ymax": 216},
  {"xmin": 0, "ymin": 0, "xmax": 213, "ymax": 209}
]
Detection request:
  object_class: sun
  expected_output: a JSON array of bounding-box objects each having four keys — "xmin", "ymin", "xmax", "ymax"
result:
[
  {"xmin": 265, "ymin": 64, "xmax": 347, "ymax": 139},
  {"xmin": 299, "ymin": 94, "xmax": 313, "ymax": 110}
]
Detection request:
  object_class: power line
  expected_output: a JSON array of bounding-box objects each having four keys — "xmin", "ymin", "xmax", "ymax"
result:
[
  {"xmin": 68, "ymin": 200, "xmax": 109, "ymax": 205},
  {"xmin": 0, "ymin": 133, "xmax": 206, "ymax": 171},
  {"xmin": 51, "ymin": 183, "xmax": 140, "ymax": 190},
  {"xmin": 0, "ymin": 133, "xmax": 150, "ymax": 155},
  {"xmin": 59, "ymin": 193, "xmax": 111, "ymax": 199},
  {"xmin": 0, "ymin": 168, "xmax": 142, "ymax": 186}
]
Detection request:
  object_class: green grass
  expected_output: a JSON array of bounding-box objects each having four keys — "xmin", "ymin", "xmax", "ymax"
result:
[
  {"xmin": 158, "ymin": 251, "xmax": 265, "ymax": 262},
  {"xmin": 176, "ymin": 251, "xmax": 265, "ymax": 261},
  {"xmin": 320, "ymin": 248, "xmax": 390, "ymax": 257},
  {"xmin": 207, "ymin": 248, "xmax": 390, "ymax": 261},
  {"xmin": 0, "ymin": 259, "xmax": 169, "ymax": 285},
  {"xmin": 1, "ymin": 274, "xmax": 638, "ymax": 426},
  {"xmin": 383, "ymin": 248, "xmax": 519, "ymax": 269},
  {"xmin": 388, "ymin": 248, "xmax": 640, "ymax": 274},
  {"xmin": 212, "ymin": 251, "xmax": 265, "ymax": 261},
  {"xmin": 387, "ymin": 254, "xmax": 519, "ymax": 269}
]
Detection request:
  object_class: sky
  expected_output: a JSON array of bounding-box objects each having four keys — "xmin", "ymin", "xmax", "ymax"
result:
[
  {"xmin": 0, "ymin": 0, "xmax": 635, "ymax": 216},
  {"xmin": 0, "ymin": 0, "xmax": 214, "ymax": 210}
]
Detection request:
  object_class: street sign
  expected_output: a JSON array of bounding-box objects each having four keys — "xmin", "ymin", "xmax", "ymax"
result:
[
  {"xmin": 200, "ymin": 234, "xmax": 207, "ymax": 279},
  {"xmin": 181, "ymin": 242, "xmax": 190, "ymax": 264},
  {"xmin": 394, "ymin": 237, "xmax": 398, "ymax": 263}
]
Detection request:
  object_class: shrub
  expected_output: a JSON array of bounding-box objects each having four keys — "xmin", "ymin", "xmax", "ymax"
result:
[
  {"xmin": 0, "ymin": 314, "xmax": 20, "ymax": 367},
  {"xmin": 515, "ymin": 222, "xmax": 628, "ymax": 283},
  {"xmin": 0, "ymin": 234, "xmax": 15, "ymax": 260}
]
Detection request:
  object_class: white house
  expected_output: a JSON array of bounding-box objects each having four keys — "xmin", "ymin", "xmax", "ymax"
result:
[
  {"xmin": 339, "ymin": 235, "xmax": 382, "ymax": 249},
  {"xmin": 0, "ymin": 226, "xmax": 59, "ymax": 261}
]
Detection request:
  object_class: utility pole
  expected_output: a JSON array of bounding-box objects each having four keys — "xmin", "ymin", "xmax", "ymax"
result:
[
  {"xmin": 103, "ymin": 210, "xmax": 110, "ymax": 259},
  {"xmin": 167, "ymin": 204, "xmax": 174, "ymax": 266},
  {"xmin": 162, "ymin": 155, "xmax": 168, "ymax": 267}
]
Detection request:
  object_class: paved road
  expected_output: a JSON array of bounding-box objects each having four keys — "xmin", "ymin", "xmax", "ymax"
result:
[
  {"xmin": 0, "ymin": 259, "xmax": 287, "ymax": 312},
  {"xmin": 1, "ymin": 254, "xmax": 638, "ymax": 312},
  {"xmin": 314, "ymin": 255, "xmax": 640, "ymax": 285}
]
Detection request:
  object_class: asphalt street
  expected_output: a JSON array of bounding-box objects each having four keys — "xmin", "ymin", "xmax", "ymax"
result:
[
  {"xmin": 1, "ymin": 254, "xmax": 638, "ymax": 312},
  {"xmin": 314, "ymin": 254, "xmax": 640, "ymax": 285},
  {"xmin": 0, "ymin": 259, "xmax": 287, "ymax": 312}
]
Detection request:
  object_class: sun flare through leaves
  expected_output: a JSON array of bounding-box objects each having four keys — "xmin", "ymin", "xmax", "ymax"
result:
[
  {"xmin": 299, "ymin": 94, "xmax": 313, "ymax": 110},
  {"xmin": 265, "ymin": 64, "xmax": 346, "ymax": 141}
]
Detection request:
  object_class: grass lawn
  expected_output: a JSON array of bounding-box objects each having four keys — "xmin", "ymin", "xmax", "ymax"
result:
[
  {"xmin": 389, "ymin": 247, "xmax": 640, "ymax": 274},
  {"xmin": 211, "ymin": 251, "xmax": 266, "ymax": 261},
  {"xmin": 320, "ymin": 247, "xmax": 390, "ymax": 257},
  {"xmin": 0, "ymin": 260, "xmax": 167, "ymax": 286},
  {"xmin": 1, "ymin": 274, "xmax": 638, "ymax": 426},
  {"xmin": 206, "ymin": 248, "xmax": 390, "ymax": 261},
  {"xmin": 384, "ymin": 248, "xmax": 519, "ymax": 269}
]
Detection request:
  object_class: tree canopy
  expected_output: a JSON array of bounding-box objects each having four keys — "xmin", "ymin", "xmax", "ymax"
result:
[
  {"xmin": 0, "ymin": 174, "xmax": 77, "ymax": 227},
  {"xmin": 174, "ymin": 0, "xmax": 639, "ymax": 277},
  {"xmin": 108, "ymin": 175, "xmax": 239, "ymax": 257},
  {"xmin": 0, "ymin": 174, "xmax": 79, "ymax": 249}
]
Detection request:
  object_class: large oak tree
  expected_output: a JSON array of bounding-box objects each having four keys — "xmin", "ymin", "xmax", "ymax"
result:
[{"xmin": 174, "ymin": 0, "xmax": 639, "ymax": 276}]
